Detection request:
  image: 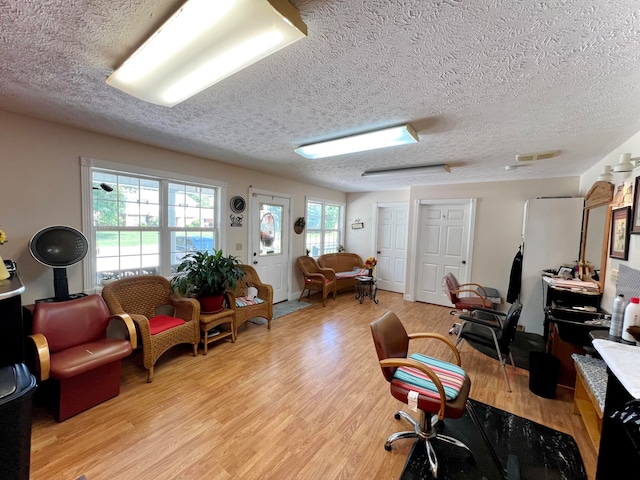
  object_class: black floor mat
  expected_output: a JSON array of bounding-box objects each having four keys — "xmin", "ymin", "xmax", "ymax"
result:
[{"xmin": 400, "ymin": 399, "xmax": 586, "ymax": 480}]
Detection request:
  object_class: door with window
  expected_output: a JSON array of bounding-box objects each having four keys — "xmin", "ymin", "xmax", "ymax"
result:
[
  {"xmin": 250, "ymin": 192, "xmax": 290, "ymax": 303},
  {"xmin": 415, "ymin": 201, "xmax": 474, "ymax": 306}
]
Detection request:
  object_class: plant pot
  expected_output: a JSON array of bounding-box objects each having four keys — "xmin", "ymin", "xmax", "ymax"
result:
[
  {"xmin": 101, "ymin": 278, "xmax": 117, "ymax": 287},
  {"xmin": 199, "ymin": 294, "xmax": 225, "ymax": 314}
]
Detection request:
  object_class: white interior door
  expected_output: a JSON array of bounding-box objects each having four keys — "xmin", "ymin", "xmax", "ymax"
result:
[
  {"xmin": 415, "ymin": 202, "xmax": 474, "ymax": 306},
  {"xmin": 250, "ymin": 192, "xmax": 290, "ymax": 303},
  {"xmin": 375, "ymin": 204, "xmax": 408, "ymax": 293}
]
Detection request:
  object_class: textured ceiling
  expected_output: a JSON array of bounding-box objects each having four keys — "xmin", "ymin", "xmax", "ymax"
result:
[{"xmin": 1, "ymin": 0, "xmax": 640, "ymax": 192}]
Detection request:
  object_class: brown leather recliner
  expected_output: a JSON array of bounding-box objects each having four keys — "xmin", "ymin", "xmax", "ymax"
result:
[{"xmin": 27, "ymin": 294, "xmax": 135, "ymax": 422}]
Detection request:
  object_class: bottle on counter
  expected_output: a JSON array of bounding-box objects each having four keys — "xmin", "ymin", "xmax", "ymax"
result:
[
  {"xmin": 610, "ymin": 294, "xmax": 626, "ymax": 338},
  {"xmin": 621, "ymin": 297, "xmax": 640, "ymax": 343}
]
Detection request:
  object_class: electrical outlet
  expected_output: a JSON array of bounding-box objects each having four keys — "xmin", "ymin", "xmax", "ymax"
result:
[
  {"xmin": 236, "ymin": 243, "xmax": 242, "ymax": 251},
  {"xmin": 611, "ymin": 268, "xmax": 619, "ymax": 283}
]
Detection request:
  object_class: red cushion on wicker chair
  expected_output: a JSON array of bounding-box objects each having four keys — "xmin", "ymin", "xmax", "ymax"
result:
[{"xmin": 149, "ymin": 315, "xmax": 186, "ymax": 335}]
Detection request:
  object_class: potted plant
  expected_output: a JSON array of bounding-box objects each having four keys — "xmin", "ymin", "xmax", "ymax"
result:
[{"xmin": 171, "ymin": 249, "xmax": 245, "ymax": 313}]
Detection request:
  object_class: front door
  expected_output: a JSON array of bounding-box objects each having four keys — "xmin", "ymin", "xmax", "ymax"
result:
[
  {"xmin": 375, "ymin": 204, "xmax": 408, "ymax": 293},
  {"xmin": 415, "ymin": 201, "xmax": 474, "ymax": 307},
  {"xmin": 250, "ymin": 191, "xmax": 290, "ymax": 303}
]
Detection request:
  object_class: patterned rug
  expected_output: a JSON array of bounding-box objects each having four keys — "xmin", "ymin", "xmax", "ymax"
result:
[
  {"xmin": 400, "ymin": 399, "xmax": 586, "ymax": 480},
  {"xmin": 249, "ymin": 300, "xmax": 311, "ymax": 324}
]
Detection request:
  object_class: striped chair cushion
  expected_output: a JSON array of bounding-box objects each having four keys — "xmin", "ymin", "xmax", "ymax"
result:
[
  {"xmin": 235, "ymin": 296, "xmax": 265, "ymax": 307},
  {"xmin": 391, "ymin": 353, "xmax": 466, "ymax": 401}
]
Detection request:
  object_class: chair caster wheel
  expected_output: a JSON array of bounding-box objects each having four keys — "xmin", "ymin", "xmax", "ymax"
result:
[
  {"xmin": 384, "ymin": 444, "xmax": 392, "ymax": 451},
  {"xmin": 394, "ymin": 413, "xmax": 401, "ymax": 420}
]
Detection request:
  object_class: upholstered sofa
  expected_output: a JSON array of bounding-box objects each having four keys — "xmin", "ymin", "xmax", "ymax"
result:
[{"xmin": 317, "ymin": 253, "xmax": 368, "ymax": 291}]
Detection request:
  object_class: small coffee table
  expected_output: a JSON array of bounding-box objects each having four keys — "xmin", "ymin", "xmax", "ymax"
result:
[
  {"xmin": 199, "ymin": 308, "xmax": 236, "ymax": 354},
  {"xmin": 355, "ymin": 276, "xmax": 378, "ymax": 304}
]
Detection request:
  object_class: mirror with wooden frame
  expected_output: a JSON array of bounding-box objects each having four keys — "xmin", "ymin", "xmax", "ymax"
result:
[{"xmin": 580, "ymin": 181, "xmax": 614, "ymax": 292}]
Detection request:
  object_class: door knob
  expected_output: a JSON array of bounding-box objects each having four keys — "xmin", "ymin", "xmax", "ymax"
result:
[{"xmin": 461, "ymin": 260, "xmax": 466, "ymax": 265}]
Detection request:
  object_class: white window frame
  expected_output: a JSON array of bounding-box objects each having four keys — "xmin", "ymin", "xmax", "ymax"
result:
[
  {"xmin": 80, "ymin": 157, "xmax": 227, "ymax": 291},
  {"xmin": 304, "ymin": 196, "xmax": 345, "ymax": 258}
]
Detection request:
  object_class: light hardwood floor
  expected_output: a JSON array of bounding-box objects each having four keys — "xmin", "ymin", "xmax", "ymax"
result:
[{"xmin": 30, "ymin": 291, "xmax": 597, "ymax": 480}]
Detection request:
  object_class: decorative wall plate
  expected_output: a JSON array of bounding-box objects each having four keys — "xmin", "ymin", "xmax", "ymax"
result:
[{"xmin": 230, "ymin": 196, "xmax": 246, "ymax": 213}]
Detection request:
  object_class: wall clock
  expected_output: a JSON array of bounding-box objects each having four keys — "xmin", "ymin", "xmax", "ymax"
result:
[{"xmin": 230, "ymin": 196, "xmax": 246, "ymax": 213}]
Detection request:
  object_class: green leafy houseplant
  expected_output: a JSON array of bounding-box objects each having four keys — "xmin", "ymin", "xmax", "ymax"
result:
[{"xmin": 171, "ymin": 249, "xmax": 244, "ymax": 303}]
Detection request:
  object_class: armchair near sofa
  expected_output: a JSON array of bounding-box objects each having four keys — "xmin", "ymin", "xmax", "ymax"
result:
[
  {"xmin": 27, "ymin": 294, "xmax": 135, "ymax": 421},
  {"xmin": 226, "ymin": 265, "xmax": 274, "ymax": 332},
  {"xmin": 317, "ymin": 253, "xmax": 368, "ymax": 292},
  {"xmin": 296, "ymin": 256, "xmax": 337, "ymax": 306}
]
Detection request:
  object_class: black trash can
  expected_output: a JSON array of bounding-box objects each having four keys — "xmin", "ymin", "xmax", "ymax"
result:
[
  {"xmin": 0, "ymin": 363, "xmax": 37, "ymax": 480},
  {"xmin": 528, "ymin": 351, "xmax": 560, "ymax": 398}
]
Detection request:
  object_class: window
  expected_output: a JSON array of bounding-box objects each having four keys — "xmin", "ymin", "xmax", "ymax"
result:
[
  {"xmin": 305, "ymin": 198, "xmax": 345, "ymax": 258},
  {"xmin": 82, "ymin": 158, "xmax": 224, "ymax": 289}
]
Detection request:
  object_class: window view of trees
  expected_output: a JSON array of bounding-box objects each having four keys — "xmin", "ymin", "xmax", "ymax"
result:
[
  {"xmin": 91, "ymin": 171, "xmax": 218, "ymax": 285},
  {"xmin": 305, "ymin": 200, "xmax": 344, "ymax": 257}
]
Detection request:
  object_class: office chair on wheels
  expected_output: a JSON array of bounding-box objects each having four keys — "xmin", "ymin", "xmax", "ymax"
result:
[
  {"xmin": 370, "ymin": 311, "xmax": 521, "ymax": 479},
  {"xmin": 371, "ymin": 311, "xmax": 471, "ymax": 478},
  {"xmin": 442, "ymin": 273, "xmax": 497, "ymax": 335}
]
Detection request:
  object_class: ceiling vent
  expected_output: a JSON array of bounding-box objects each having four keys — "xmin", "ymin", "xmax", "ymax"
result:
[{"xmin": 515, "ymin": 151, "xmax": 558, "ymax": 162}]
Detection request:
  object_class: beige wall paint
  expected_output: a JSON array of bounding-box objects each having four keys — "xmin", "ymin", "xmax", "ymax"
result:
[
  {"xmin": 347, "ymin": 177, "xmax": 581, "ymax": 306},
  {"xmin": 0, "ymin": 110, "xmax": 345, "ymax": 304}
]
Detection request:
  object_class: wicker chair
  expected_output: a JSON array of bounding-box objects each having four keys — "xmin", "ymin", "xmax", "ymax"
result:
[
  {"xmin": 102, "ymin": 275, "xmax": 200, "ymax": 383},
  {"xmin": 296, "ymin": 256, "xmax": 337, "ymax": 306},
  {"xmin": 226, "ymin": 265, "xmax": 273, "ymax": 333}
]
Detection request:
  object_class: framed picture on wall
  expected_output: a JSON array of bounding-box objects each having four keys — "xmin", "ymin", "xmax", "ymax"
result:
[
  {"xmin": 632, "ymin": 176, "xmax": 640, "ymax": 234},
  {"xmin": 610, "ymin": 206, "xmax": 631, "ymax": 260}
]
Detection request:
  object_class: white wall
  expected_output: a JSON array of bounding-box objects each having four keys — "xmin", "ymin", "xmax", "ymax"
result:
[
  {"xmin": 580, "ymin": 130, "xmax": 640, "ymax": 312},
  {"xmin": 0, "ymin": 110, "xmax": 345, "ymax": 304}
]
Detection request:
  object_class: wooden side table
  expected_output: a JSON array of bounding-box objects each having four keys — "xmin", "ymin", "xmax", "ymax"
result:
[{"xmin": 200, "ymin": 309, "xmax": 236, "ymax": 354}]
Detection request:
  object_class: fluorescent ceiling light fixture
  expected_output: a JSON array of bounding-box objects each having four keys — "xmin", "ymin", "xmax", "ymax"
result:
[
  {"xmin": 106, "ymin": 0, "xmax": 307, "ymax": 107},
  {"xmin": 361, "ymin": 164, "xmax": 451, "ymax": 178},
  {"xmin": 295, "ymin": 124, "xmax": 419, "ymax": 159}
]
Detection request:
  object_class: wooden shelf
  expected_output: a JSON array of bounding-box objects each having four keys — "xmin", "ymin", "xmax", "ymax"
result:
[
  {"xmin": 199, "ymin": 309, "xmax": 236, "ymax": 354},
  {"xmin": 573, "ymin": 363, "xmax": 603, "ymax": 452}
]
